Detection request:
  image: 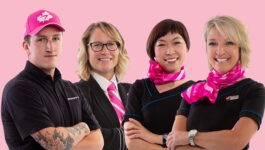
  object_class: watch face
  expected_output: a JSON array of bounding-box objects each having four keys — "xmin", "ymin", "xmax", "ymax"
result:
[
  {"xmin": 163, "ymin": 134, "xmax": 168, "ymax": 140},
  {"xmin": 191, "ymin": 130, "xmax": 196, "ymax": 135}
]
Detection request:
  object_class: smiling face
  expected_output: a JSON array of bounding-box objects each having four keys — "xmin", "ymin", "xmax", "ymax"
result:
[
  {"xmin": 87, "ymin": 28, "xmax": 119, "ymax": 79},
  {"xmin": 206, "ymin": 27, "xmax": 240, "ymax": 74},
  {"xmin": 23, "ymin": 26, "xmax": 63, "ymax": 76},
  {"xmin": 154, "ymin": 32, "xmax": 187, "ymax": 73}
]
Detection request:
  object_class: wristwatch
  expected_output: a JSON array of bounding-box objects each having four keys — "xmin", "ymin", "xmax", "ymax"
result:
[
  {"xmin": 162, "ymin": 133, "xmax": 168, "ymax": 147},
  {"xmin": 188, "ymin": 129, "xmax": 198, "ymax": 146}
]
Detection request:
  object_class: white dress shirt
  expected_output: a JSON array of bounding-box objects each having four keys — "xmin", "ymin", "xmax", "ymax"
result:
[{"xmin": 91, "ymin": 72, "xmax": 122, "ymax": 102}]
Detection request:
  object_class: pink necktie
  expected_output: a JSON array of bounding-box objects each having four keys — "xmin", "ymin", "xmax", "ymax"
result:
[{"xmin": 107, "ymin": 82, "xmax": 125, "ymax": 127}]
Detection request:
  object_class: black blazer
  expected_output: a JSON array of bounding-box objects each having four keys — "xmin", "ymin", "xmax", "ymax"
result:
[{"xmin": 75, "ymin": 76, "xmax": 131, "ymax": 150}]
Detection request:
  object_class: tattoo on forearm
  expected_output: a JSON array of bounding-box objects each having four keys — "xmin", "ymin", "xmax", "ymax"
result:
[
  {"xmin": 32, "ymin": 123, "xmax": 89, "ymax": 150},
  {"xmin": 66, "ymin": 123, "xmax": 90, "ymax": 136},
  {"xmin": 33, "ymin": 129, "xmax": 74, "ymax": 150}
]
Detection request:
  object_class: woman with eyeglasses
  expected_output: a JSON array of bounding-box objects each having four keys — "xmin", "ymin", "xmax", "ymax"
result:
[
  {"xmin": 166, "ymin": 16, "xmax": 265, "ymax": 150},
  {"xmin": 123, "ymin": 19, "xmax": 194, "ymax": 150},
  {"xmin": 75, "ymin": 22, "xmax": 130, "ymax": 150}
]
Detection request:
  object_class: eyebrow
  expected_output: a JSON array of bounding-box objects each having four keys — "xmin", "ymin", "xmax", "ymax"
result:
[
  {"xmin": 207, "ymin": 38, "xmax": 232, "ymax": 42},
  {"xmin": 90, "ymin": 40, "xmax": 114, "ymax": 43},
  {"xmin": 171, "ymin": 37, "xmax": 181, "ymax": 41},
  {"xmin": 207, "ymin": 39, "xmax": 216, "ymax": 41},
  {"xmin": 157, "ymin": 36, "xmax": 182, "ymax": 42}
]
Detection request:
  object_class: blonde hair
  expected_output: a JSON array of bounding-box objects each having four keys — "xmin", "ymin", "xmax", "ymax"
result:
[
  {"xmin": 76, "ymin": 22, "xmax": 130, "ymax": 81},
  {"xmin": 203, "ymin": 15, "xmax": 251, "ymax": 70}
]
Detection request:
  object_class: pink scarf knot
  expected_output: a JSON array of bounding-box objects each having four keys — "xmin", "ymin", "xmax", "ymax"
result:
[
  {"xmin": 147, "ymin": 60, "xmax": 185, "ymax": 85},
  {"xmin": 182, "ymin": 62, "xmax": 245, "ymax": 104}
]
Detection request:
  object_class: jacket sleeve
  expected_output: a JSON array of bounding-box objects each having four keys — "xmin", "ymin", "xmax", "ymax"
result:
[{"xmin": 101, "ymin": 127, "xmax": 127, "ymax": 150}]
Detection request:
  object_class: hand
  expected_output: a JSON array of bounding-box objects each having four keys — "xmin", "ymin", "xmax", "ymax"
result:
[
  {"xmin": 166, "ymin": 131, "xmax": 189, "ymax": 150},
  {"xmin": 124, "ymin": 118, "xmax": 162, "ymax": 144}
]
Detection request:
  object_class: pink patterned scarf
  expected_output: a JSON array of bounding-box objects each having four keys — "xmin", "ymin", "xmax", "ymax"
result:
[
  {"xmin": 181, "ymin": 62, "xmax": 245, "ymax": 104},
  {"xmin": 147, "ymin": 60, "xmax": 185, "ymax": 85}
]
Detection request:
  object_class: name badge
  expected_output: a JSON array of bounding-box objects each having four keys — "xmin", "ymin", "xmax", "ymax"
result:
[{"xmin": 226, "ymin": 95, "xmax": 239, "ymax": 101}]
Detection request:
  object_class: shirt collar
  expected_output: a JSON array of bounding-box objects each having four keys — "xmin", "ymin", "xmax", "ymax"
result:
[
  {"xmin": 24, "ymin": 61, "xmax": 62, "ymax": 81},
  {"xmin": 91, "ymin": 72, "xmax": 118, "ymax": 92}
]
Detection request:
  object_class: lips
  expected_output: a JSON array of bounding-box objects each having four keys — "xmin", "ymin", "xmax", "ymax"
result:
[
  {"xmin": 215, "ymin": 58, "xmax": 230, "ymax": 62},
  {"xmin": 45, "ymin": 54, "xmax": 57, "ymax": 57},
  {"xmin": 164, "ymin": 57, "xmax": 178, "ymax": 62},
  {"xmin": 98, "ymin": 58, "xmax": 112, "ymax": 61}
]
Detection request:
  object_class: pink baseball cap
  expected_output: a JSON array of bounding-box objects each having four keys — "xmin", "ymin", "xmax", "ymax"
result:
[{"xmin": 24, "ymin": 10, "xmax": 65, "ymax": 38}]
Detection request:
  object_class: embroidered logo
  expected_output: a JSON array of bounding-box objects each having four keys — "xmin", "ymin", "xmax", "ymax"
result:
[
  {"xmin": 37, "ymin": 11, "xmax": 53, "ymax": 23},
  {"xmin": 67, "ymin": 96, "xmax": 79, "ymax": 101},
  {"xmin": 226, "ymin": 95, "xmax": 239, "ymax": 101}
]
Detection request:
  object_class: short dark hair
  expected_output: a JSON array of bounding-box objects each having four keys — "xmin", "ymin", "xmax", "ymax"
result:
[
  {"xmin": 24, "ymin": 35, "xmax": 31, "ymax": 45},
  {"xmin": 146, "ymin": 19, "xmax": 190, "ymax": 60}
]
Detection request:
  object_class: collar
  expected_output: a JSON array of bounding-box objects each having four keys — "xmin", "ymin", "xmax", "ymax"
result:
[
  {"xmin": 91, "ymin": 72, "xmax": 118, "ymax": 92},
  {"xmin": 24, "ymin": 61, "xmax": 62, "ymax": 82}
]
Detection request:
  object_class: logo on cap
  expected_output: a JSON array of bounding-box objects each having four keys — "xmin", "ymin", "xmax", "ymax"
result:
[{"xmin": 37, "ymin": 11, "xmax": 53, "ymax": 23}]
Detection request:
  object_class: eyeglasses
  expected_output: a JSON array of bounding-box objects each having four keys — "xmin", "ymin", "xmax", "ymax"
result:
[{"xmin": 88, "ymin": 41, "xmax": 120, "ymax": 52}]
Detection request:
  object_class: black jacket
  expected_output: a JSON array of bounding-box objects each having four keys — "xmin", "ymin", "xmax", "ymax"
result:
[{"xmin": 75, "ymin": 76, "xmax": 130, "ymax": 150}]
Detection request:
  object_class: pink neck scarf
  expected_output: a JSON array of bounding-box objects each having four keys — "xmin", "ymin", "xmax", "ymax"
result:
[
  {"xmin": 147, "ymin": 60, "xmax": 185, "ymax": 85},
  {"xmin": 181, "ymin": 62, "xmax": 245, "ymax": 104}
]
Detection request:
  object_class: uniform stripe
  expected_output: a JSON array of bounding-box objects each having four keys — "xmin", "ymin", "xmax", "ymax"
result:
[
  {"xmin": 144, "ymin": 79, "xmax": 152, "ymax": 96},
  {"xmin": 124, "ymin": 114, "xmax": 141, "ymax": 118},
  {"xmin": 141, "ymin": 90, "xmax": 186, "ymax": 111},
  {"xmin": 240, "ymin": 110, "xmax": 262, "ymax": 121}
]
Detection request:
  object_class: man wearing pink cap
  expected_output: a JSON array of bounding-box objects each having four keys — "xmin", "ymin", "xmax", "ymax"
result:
[{"xmin": 1, "ymin": 10, "xmax": 104, "ymax": 150}]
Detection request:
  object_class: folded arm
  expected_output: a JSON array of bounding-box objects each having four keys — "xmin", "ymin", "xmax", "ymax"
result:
[
  {"xmin": 124, "ymin": 119, "xmax": 166, "ymax": 150},
  {"xmin": 31, "ymin": 122, "xmax": 90, "ymax": 150},
  {"xmin": 168, "ymin": 115, "xmax": 258, "ymax": 150},
  {"xmin": 72, "ymin": 129, "xmax": 103, "ymax": 150},
  {"xmin": 193, "ymin": 117, "xmax": 257, "ymax": 150},
  {"xmin": 167, "ymin": 115, "xmax": 205, "ymax": 150}
]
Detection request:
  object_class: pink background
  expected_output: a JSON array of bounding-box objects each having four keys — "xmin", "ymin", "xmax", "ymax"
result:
[{"xmin": 1, "ymin": 0, "xmax": 264, "ymax": 149}]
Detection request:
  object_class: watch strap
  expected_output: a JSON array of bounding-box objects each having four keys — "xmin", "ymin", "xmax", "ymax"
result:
[
  {"xmin": 162, "ymin": 133, "xmax": 168, "ymax": 147},
  {"xmin": 188, "ymin": 129, "xmax": 197, "ymax": 146}
]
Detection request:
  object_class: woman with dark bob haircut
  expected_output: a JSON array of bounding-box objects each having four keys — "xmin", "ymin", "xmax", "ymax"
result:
[
  {"xmin": 123, "ymin": 19, "xmax": 194, "ymax": 149},
  {"xmin": 167, "ymin": 16, "xmax": 265, "ymax": 150}
]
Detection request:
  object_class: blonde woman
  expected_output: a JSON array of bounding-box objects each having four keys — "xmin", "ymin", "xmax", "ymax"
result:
[
  {"xmin": 167, "ymin": 16, "xmax": 265, "ymax": 150},
  {"xmin": 76, "ymin": 22, "xmax": 130, "ymax": 150}
]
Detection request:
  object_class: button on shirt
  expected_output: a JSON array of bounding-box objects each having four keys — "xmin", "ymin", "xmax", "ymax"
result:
[{"xmin": 1, "ymin": 61, "xmax": 100, "ymax": 150}]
